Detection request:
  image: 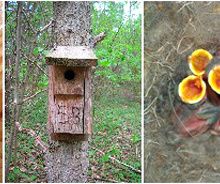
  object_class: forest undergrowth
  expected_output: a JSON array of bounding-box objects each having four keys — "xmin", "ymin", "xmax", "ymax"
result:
[{"xmin": 6, "ymin": 83, "xmax": 141, "ymax": 183}]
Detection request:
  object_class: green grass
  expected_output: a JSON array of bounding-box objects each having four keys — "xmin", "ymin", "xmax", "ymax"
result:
[
  {"xmin": 89, "ymin": 93, "xmax": 141, "ymax": 183},
  {"xmin": 6, "ymin": 93, "xmax": 48, "ymax": 183},
  {"xmin": 6, "ymin": 86, "xmax": 141, "ymax": 183}
]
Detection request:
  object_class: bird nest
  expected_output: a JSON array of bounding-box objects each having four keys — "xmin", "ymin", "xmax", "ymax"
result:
[{"xmin": 144, "ymin": 2, "xmax": 220, "ymax": 182}]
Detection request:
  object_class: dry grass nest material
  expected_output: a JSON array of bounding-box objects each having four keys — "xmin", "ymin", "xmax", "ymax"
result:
[
  {"xmin": 144, "ymin": 2, "xmax": 220, "ymax": 182},
  {"xmin": 145, "ymin": 1, "xmax": 220, "ymax": 123}
]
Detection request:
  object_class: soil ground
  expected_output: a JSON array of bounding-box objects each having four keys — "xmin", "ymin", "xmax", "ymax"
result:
[{"xmin": 144, "ymin": 2, "xmax": 220, "ymax": 182}]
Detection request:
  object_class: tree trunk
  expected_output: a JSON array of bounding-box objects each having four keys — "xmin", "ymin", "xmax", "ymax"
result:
[
  {"xmin": 45, "ymin": 2, "xmax": 91, "ymax": 182},
  {"xmin": 5, "ymin": 2, "xmax": 23, "ymax": 181},
  {"xmin": 0, "ymin": 2, "xmax": 2, "ymax": 182}
]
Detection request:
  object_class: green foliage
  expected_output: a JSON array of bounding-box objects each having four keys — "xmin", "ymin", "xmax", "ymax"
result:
[
  {"xmin": 100, "ymin": 154, "xmax": 110, "ymax": 163},
  {"xmin": 8, "ymin": 167, "xmax": 38, "ymax": 182},
  {"xmin": 131, "ymin": 133, "xmax": 141, "ymax": 144},
  {"xmin": 6, "ymin": 92, "xmax": 48, "ymax": 182},
  {"xmin": 89, "ymin": 93, "xmax": 141, "ymax": 182},
  {"xmin": 6, "ymin": 1, "xmax": 53, "ymax": 99},
  {"xmin": 92, "ymin": 2, "xmax": 141, "ymax": 83},
  {"xmin": 6, "ymin": 1, "xmax": 141, "ymax": 183}
]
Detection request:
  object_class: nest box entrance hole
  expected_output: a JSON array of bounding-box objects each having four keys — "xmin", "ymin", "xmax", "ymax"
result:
[{"xmin": 64, "ymin": 70, "xmax": 75, "ymax": 81}]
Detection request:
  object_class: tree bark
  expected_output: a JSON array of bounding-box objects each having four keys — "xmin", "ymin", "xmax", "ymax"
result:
[
  {"xmin": 0, "ymin": 2, "xmax": 2, "ymax": 182},
  {"xmin": 45, "ymin": 2, "xmax": 91, "ymax": 182},
  {"xmin": 5, "ymin": 2, "xmax": 23, "ymax": 181}
]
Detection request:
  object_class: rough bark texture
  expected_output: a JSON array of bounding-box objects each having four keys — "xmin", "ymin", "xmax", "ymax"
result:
[
  {"xmin": 53, "ymin": 2, "xmax": 91, "ymax": 47},
  {"xmin": 0, "ymin": 2, "xmax": 2, "ymax": 182},
  {"xmin": 45, "ymin": 2, "xmax": 92, "ymax": 182}
]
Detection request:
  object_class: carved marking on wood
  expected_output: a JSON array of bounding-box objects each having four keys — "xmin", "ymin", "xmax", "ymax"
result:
[
  {"xmin": 56, "ymin": 105, "xmax": 81, "ymax": 125},
  {"xmin": 52, "ymin": 95, "xmax": 84, "ymax": 134},
  {"xmin": 47, "ymin": 49, "xmax": 96, "ymax": 140},
  {"xmin": 54, "ymin": 104, "xmax": 82, "ymax": 132}
]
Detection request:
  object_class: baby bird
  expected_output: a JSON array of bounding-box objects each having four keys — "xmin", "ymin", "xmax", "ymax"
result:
[{"xmin": 205, "ymin": 53, "xmax": 220, "ymax": 106}]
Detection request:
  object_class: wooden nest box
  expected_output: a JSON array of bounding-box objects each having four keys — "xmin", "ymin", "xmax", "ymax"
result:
[{"xmin": 46, "ymin": 46, "xmax": 97, "ymax": 141}]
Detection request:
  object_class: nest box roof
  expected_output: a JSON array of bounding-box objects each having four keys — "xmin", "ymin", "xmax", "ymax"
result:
[{"xmin": 46, "ymin": 46, "xmax": 98, "ymax": 66}]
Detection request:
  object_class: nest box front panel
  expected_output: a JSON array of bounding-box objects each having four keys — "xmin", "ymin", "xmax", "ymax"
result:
[
  {"xmin": 49, "ymin": 66, "xmax": 86, "ymax": 135},
  {"xmin": 53, "ymin": 95, "xmax": 84, "ymax": 134},
  {"xmin": 54, "ymin": 66, "xmax": 85, "ymax": 95},
  {"xmin": 46, "ymin": 47, "xmax": 97, "ymax": 140}
]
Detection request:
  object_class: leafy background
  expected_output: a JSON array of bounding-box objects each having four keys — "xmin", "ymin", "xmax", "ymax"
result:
[{"xmin": 5, "ymin": 1, "xmax": 141, "ymax": 183}]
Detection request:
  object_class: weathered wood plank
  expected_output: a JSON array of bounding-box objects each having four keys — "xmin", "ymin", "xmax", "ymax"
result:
[
  {"xmin": 48, "ymin": 66, "xmax": 87, "ymax": 137},
  {"xmin": 84, "ymin": 67, "xmax": 92, "ymax": 134},
  {"xmin": 46, "ymin": 46, "xmax": 97, "ymax": 66},
  {"xmin": 53, "ymin": 66, "xmax": 85, "ymax": 95}
]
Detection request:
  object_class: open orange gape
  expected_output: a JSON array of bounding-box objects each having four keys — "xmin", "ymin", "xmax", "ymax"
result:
[
  {"xmin": 176, "ymin": 49, "xmax": 220, "ymax": 137},
  {"xmin": 208, "ymin": 65, "xmax": 220, "ymax": 94},
  {"xmin": 178, "ymin": 49, "xmax": 215, "ymax": 104},
  {"xmin": 178, "ymin": 75, "xmax": 206, "ymax": 104},
  {"xmin": 188, "ymin": 49, "xmax": 213, "ymax": 76}
]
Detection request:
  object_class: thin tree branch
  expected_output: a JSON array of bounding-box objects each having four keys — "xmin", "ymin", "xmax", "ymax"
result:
[
  {"xmin": 92, "ymin": 177, "xmax": 121, "ymax": 183},
  {"xmin": 92, "ymin": 32, "xmax": 106, "ymax": 48},
  {"xmin": 12, "ymin": 88, "xmax": 47, "ymax": 105},
  {"xmin": 22, "ymin": 9, "xmax": 37, "ymax": 34},
  {"xmin": 91, "ymin": 146, "xmax": 141, "ymax": 174},
  {"xmin": 16, "ymin": 122, "xmax": 48, "ymax": 153},
  {"xmin": 23, "ymin": 9, "xmax": 53, "ymax": 35},
  {"xmin": 23, "ymin": 54, "xmax": 48, "ymax": 77},
  {"xmin": 22, "ymin": 88, "xmax": 47, "ymax": 104},
  {"xmin": 38, "ymin": 19, "xmax": 53, "ymax": 34},
  {"xmin": 111, "ymin": 22, "xmax": 123, "ymax": 44}
]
